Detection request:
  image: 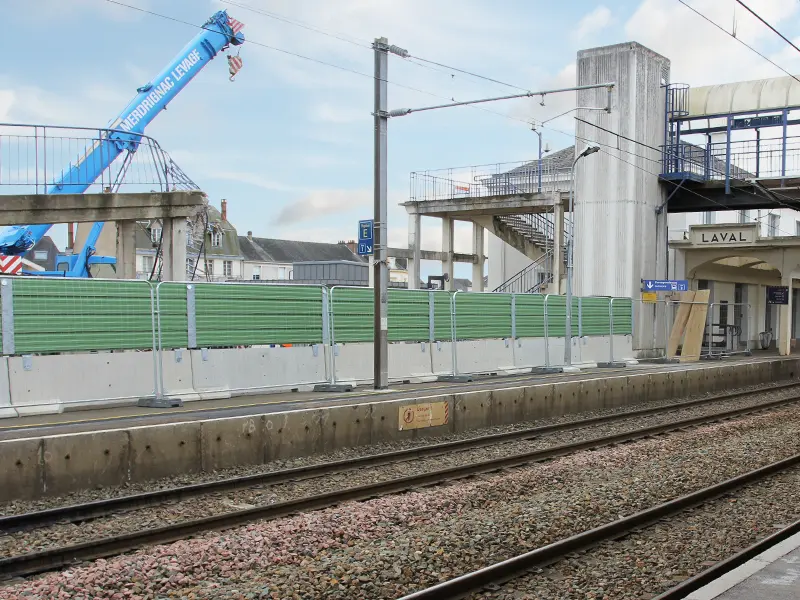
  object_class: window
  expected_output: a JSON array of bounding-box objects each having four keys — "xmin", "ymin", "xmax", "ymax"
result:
[
  {"xmin": 211, "ymin": 231, "xmax": 222, "ymax": 247},
  {"xmin": 288, "ymin": 269, "xmax": 293, "ymax": 280},
  {"xmin": 186, "ymin": 224, "xmax": 193, "ymax": 246},
  {"xmin": 769, "ymin": 213, "xmax": 780, "ymax": 236},
  {"xmin": 150, "ymin": 226, "xmax": 162, "ymax": 244},
  {"xmin": 142, "ymin": 255, "xmax": 154, "ymax": 273},
  {"xmin": 278, "ymin": 266, "xmax": 286, "ymax": 280},
  {"xmin": 702, "ymin": 212, "xmax": 715, "ymax": 225},
  {"xmin": 738, "ymin": 210, "xmax": 749, "ymax": 224},
  {"xmin": 33, "ymin": 250, "xmax": 48, "ymax": 261},
  {"xmin": 186, "ymin": 258, "xmax": 195, "ymax": 276},
  {"xmin": 252, "ymin": 265, "xmax": 261, "ymax": 280},
  {"xmin": 223, "ymin": 260, "xmax": 232, "ymax": 278},
  {"xmin": 205, "ymin": 259, "xmax": 214, "ymax": 275},
  {"xmin": 795, "ymin": 220, "xmax": 800, "ymax": 236}
]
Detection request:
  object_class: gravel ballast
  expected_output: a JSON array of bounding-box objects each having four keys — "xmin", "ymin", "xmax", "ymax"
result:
[
  {"xmin": 2, "ymin": 390, "xmax": 798, "ymax": 559},
  {"xmin": 2, "ymin": 403, "xmax": 800, "ymax": 599},
  {"xmin": 484, "ymin": 469, "xmax": 800, "ymax": 600}
]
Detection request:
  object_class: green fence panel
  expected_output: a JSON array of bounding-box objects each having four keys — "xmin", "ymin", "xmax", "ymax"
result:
[
  {"xmin": 454, "ymin": 292, "xmax": 513, "ymax": 340},
  {"xmin": 331, "ymin": 288, "xmax": 435, "ymax": 343},
  {"xmin": 515, "ymin": 294, "xmax": 546, "ymax": 338},
  {"xmin": 155, "ymin": 283, "xmax": 189, "ymax": 349},
  {"xmin": 580, "ymin": 297, "xmax": 611, "ymax": 336},
  {"xmin": 12, "ymin": 278, "xmax": 155, "ymax": 353},
  {"xmin": 195, "ymin": 284, "xmax": 324, "ymax": 347},
  {"xmin": 542, "ymin": 295, "xmax": 579, "ymax": 338},
  {"xmin": 611, "ymin": 297, "xmax": 633, "ymax": 335},
  {"xmin": 432, "ymin": 291, "xmax": 453, "ymax": 341}
]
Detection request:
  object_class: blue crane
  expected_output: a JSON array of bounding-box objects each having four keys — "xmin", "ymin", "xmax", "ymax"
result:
[{"xmin": 1, "ymin": 10, "xmax": 245, "ymax": 277}]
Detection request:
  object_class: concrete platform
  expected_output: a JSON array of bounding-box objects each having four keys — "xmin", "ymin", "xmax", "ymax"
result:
[
  {"xmin": 0, "ymin": 355, "xmax": 786, "ymax": 441},
  {"xmin": 0, "ymin": 355, "xmax": 796, "ymax": 501},
  {"xmin": 686, "ymin": 531, "xmax": 800, "ymax": 599}
]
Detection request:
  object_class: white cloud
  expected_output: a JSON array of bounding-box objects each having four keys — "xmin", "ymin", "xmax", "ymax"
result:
[
  {"xmin": 276, "ymin": 189, "xmax": 371, "ymax": 224},
  {"xmin": 573, "ymin": 6, "xmax": 613, "ymax": 40}
]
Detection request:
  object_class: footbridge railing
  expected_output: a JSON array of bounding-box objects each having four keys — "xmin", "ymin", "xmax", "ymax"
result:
[
  {"xmin": 0, "ymin": 122, "xmax": 199, "ymax": 195},
  {"xmin": 410, "ymin": 158, "xmax": 573, "ymax": 203}
]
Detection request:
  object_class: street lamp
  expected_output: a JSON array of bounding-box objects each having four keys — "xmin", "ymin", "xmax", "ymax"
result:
[{"xmin": 564, "ymin": 145, "xmax": 600, "ymax": 368}]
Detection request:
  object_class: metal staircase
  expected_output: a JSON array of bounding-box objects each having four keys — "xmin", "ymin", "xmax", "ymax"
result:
[{"xmin": 493, "ymin": 250, "xmax": 554, "ymax": 293}]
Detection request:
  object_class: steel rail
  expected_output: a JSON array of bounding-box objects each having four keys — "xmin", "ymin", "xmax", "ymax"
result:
[
  {"xmin": 1, "ymin": 393, "xmax": 798, "ymax": 580},
  {"xmin": 652, "ymin": 516, "xmax": 800, "ymax": 599},
  {"xmin": 3, "ymin": 381, "xmax": 798, "ymax": 533},
  {"xmin": 397, "ymin": 454, "xmax": 800, "ymax": 600}
]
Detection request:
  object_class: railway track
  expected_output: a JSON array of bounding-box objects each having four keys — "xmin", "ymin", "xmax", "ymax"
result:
[
  {"xmin": 397, "ymin": 454, "xmax": 800, "ymax": 600},
  {"xmin": 4, "ymin": 381, "xmax": 800, "ymax": 533},
  {"xmin": 1, "ymin": 384, "xmax": 799, "ymax": 580}
]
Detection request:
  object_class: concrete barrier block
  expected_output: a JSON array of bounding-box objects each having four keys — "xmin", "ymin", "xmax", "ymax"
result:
[
  {"xmin": 0, "ymin": 438, "xmax": 42, "ymax": 501},
  {"xmin": 578, "ymin": 378, "xmax": 607, "ymax": 411},
  {"xmin": 625, "ymin": 374, "xmax": 650, "ymax": 406},
  {"xmin": 9, "ymin": 352, "xmax": 155, "ymax": 414},
  {"xmin": 453, "ymin": 391, "xmax": 491, "ymax": 433},
  {"xmin": 547, "ymin": 338, "xmax": 566, "ymax": 368},
  {"xmin": 523, "ymin": 383, "xmax": 555, "ymax": 420},
  {"xmin": 513, "ymin": 338, "xmax": 547, "ymax": 369},
  {"xmin": 129, "ymin": 423, "xmax": 201, "ymax": 482},
  {"xmin": 490, "ymin": 387, "xmax": 526, "ymax": 426},
  {"xmin": 43, "ymin": 430, "xmax": 130, "ymax": 496},
  {"xmin": 431, "ymin": 341, "xmax": 455, "ymax": 377},
  {"xmin": 265, "ymin": 409, "xmax": 323, "ymax": 460},
  {"xmin": 162, "ymin": 350, "xmax": 200, "ymax": 402},
  {"xmin": 456, "ymin": 339, "xmax": 514, "ymax": 375},
  {"xmin": 201, "ymin": 415, "xmax": 266, "ymax": 472},
  {"xmin": 320, "ymin": 403, "xmax": 372, "ymax": 452},
  {"xmin": 0, "ymin": 357, "xmax": 15, "ymax": 418},
  {"xmin": 604, "ymin": 375, "xmax": 629, "ymax": 408},
  {"xmin": 580, "ymin": 337, "xmax": 610, "ymax": 365},
  {"xmin": 552, "ymin": 380, "xmax": 582, "ymax": 416}
]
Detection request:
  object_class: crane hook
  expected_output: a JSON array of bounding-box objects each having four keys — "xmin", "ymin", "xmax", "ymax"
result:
[{"xmin": 227, "ymin": 54, "xmax": 243, "ymax": 82}]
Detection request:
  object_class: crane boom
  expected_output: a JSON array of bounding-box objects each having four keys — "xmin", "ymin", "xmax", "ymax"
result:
[{"xmin": 0, "ymin": 10, "xmax": 244, "ymax": 276}]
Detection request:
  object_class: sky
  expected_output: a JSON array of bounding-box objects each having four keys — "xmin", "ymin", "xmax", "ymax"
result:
[{"xmin": 3, "ymin": 0, "xmax": 800, "ymax": 280}]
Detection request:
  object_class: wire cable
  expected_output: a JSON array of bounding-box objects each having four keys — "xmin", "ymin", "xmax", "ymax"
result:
[
  {"xmin": 676, "ymin": 0, "xmax": 800, "ymax": 86},
  {"xmin": 734, "ymin": 0, "xmax": 800, "ymax": 57}
]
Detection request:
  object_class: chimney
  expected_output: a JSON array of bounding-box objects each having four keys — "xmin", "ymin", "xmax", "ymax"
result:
[
  {"xmin": 247, "ymin": 230, "xmax": 253, "ymax": 241},
  {"xmin": 345, "ymin": 240, "xmax": 357, "ymax": 254},
  {"xmin": 220, "ymin": 199, "xmax": 227, "ymax": 222}
]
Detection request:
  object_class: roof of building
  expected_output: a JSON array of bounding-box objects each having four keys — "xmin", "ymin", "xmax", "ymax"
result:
[
  {"xmin": 453, "ymin": 278, "xmax": 472, "ymax": 291},
  {"xmin": 136, "ymin": 204, "xmax": 242, "ymax": 258},
  {"xmin": 503, "ymin": 145, "xmax": 575, "ymax": 175},
  {"xmin": 238, "ymin": 236, "xmax": 364, "ymax": 264}
]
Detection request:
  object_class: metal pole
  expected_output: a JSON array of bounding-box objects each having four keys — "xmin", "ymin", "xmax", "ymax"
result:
[
  {"xmin": 564, "ymin": 159, "xmax": 577, "ymax": 366},
  {"xmin": 373, "ymin": 38, "xmax": 390, "ymax": 389},
  {"xmin": 536, "ymin": 129, "xmax": 542, "ymax": 193}
]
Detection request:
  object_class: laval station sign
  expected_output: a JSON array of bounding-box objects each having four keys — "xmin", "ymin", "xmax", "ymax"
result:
[{"xmin": 690, "ymin": 224, "xmax": 757, "ymax": 246}]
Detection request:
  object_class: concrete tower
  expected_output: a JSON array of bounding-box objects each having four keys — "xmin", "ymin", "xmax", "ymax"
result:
[{"xmin": 574, "ymin": 42, "xmax": 670, "ymax": 355}]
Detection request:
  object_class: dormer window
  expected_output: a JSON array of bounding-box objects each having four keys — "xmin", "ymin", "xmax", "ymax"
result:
[{"xmin": 211, "ymin": 231, "xmax": 222, "ymax": 247}]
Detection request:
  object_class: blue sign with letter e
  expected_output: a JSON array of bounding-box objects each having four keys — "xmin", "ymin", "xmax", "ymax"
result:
[
  {"xmin": 642, "ymin": 279, "xmax": 689, "ymax": 292},
  {"xmin": 358, "ymin": 219, "xmax": 374, "ymax": 255}
]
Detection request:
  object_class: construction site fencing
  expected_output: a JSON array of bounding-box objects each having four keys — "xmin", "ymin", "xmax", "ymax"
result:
[{"xmin": 0, "ymin": 277, "xmax": 634, "ymax": 402}]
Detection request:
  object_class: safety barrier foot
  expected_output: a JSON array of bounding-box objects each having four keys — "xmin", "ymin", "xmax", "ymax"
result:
[
  {"xmin": 313, "ymin": 383, "xmax": 355, "ymax": 392},
  {"xmin": 597, "ymin": 361, "xmax": 627, "ymax": 368},
  {"xmin": 651, "ymin": 357, "xmax": 680, "ymax": 364},
  {"xmin": 137, "ymin": 395, "xmax": 183, "ymax": 408},
  {"xmin": 437, "ymin": 374, "xmax": 474, "ymax": 382},
  {"xmin": 531, "ymin": 367, "xmax": 566, "ymax": 374}
]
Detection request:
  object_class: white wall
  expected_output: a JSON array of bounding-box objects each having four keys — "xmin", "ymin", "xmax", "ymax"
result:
[
  {"xmin": 242, "ymin": 261, "xmax": 293, "ymax": 281},
  {"xmin": 487, "ymin": 231, "xmax": 534, "ymax": 291}
]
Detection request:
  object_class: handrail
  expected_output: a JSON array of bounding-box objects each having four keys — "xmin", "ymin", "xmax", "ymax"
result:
[{"xmin": 493, "ymin": 250, "xmax": 554, "ymax": 294}]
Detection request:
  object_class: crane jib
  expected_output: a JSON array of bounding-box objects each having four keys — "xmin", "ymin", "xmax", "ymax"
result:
[{"xmin": 118, "ymin": 48, "xmax": 203, "ymax": 133}]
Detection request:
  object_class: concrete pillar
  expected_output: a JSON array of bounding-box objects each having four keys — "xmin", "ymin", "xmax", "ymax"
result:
[
  {"xmin": 574, "ymin": 42, "xmax": 670, "ymax": 353},
  {"xmin": 472, "ymin": 222, "xmax": 485, "ymax": 292},
  {"xmin": 408, "ymin": 213, "xmax": 421, "ymax": 290},
  {"xmin": 779, "ymin": 273, "xmax": 793, "ymax": 356},
  {"xmin": 552, "ymin": 199, "xmax": 564, "ymax": 294},
  {"xmin": 115, "ymin": 221, "xmax": 137, "ymax": 280},
  {"xmin": 160, "ymin": 217, "xmax": 187, "ymax": 282},
  {"xmin": 442, "ymin": 216, "xmax": 454, "ymax": 291}
]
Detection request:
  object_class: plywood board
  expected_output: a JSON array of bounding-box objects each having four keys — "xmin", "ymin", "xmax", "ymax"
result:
[
  {"xmin": 680, "ymin": 289, "xmax": 710, "ymax": 362},
  {"xmin": 667, "ymin": 291, "xmax": 696, "ymax": 358}
]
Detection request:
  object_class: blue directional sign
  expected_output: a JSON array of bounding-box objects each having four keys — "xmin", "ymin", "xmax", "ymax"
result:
[
  {"xmin": 642, "ymin": 279, "xmax": 689, "ymax": 292},
  {"xmin": 357, "ymin": 219, "xmax": 374, "ymax": 256}
]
